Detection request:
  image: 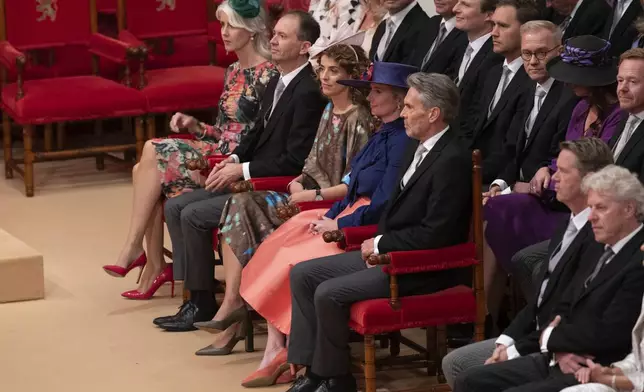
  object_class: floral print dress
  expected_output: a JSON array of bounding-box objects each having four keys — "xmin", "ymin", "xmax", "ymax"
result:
[
  {"xmin": 219, "ymin": 103, "xmax": 373, "ymax": 267},
  {"xmin": 153, "ymin": 61, "xmax": 278, "ymax": 198}
]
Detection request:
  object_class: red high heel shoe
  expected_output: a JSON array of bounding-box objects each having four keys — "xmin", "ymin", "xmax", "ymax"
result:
[
  {"xmin": 121, "ymin": 265, "xmax": 175, "ymax": 300},
  {"xmin": 102, "ymin": 253, "xmax": 147, "ymax": 283}
]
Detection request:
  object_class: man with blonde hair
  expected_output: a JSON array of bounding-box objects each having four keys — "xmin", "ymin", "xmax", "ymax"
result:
[
  {"xmin": 454, "ymin": 164, "xmax": 644, "ymax": 392},
  {"xmin": 608, "ymin": 48, "xmax": 644, "ymax": 183}
]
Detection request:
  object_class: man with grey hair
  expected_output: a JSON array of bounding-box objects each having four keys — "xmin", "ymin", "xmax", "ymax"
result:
[
  {"xmin": 454, "ymin": 164, "xmax": 644, "ymax": 392},
  {"xmin": 285, "ymin": 72, "xmax": 473, "ymax": 392},
  {"xmin": 443, "ymin": 137, "xmax": 613, "ymax": 388}
]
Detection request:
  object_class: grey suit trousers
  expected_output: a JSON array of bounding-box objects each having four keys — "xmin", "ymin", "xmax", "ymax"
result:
[
  {"xmin": 163, "ymin": 188, "xmax": 230, "ymax": 288},
  {"xmin": 288, "ymin": 250, "xmax": 468, "ymax": 378},
  {"xmin": 511, "ymin": 240, "xmax": 550, "ymax": 300},
  {"xmin": 442, "ymin": 338, "xmax": 496, "ymax": 388}
]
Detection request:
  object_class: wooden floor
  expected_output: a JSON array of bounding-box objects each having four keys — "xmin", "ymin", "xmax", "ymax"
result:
[{"xmin": 0, "ymin": 156, "xmax": 448, "ymax": 392}]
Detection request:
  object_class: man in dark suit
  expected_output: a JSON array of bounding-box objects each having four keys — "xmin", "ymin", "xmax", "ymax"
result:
[
  {"xmin": 547, "ymin": 0, "xmax": 610, "ymax": 41},
  {"xmin": 369, "ymin": 0, "xmax": 430, "ymax": 64},
  {"xmin": 154, "ymin": 10, "xmax": 327, "ymax": 332},
  {"xmin": 442, "ymin": 138, "xmax": 614, "ymax": 388},
  {"xmin": 610, "ymin": 48, "xmax": 644, "ymax": 182},
  {"xmin": 462, "ymin": 0, "xmax": 538, "ymax": 183},
  {"xmin": 453, "ymin": 0, "xmax": 504, "ymax": 131},
  {"xmin": 485, "ymin": 21, "xmax": 577, "ymax": 199},
  {"xmin": 454, "ymin": 164, "xmax": 644, "ymax": 392},
  {"xmin": 603, "ymin": 0, "xmax": 643, "ymax": 56},
  {"xmin": 411, "ymin": 0, "xmax": 468, "ymax": 76},
  {"xmin": 285, "ymin": 73, "xmax": 472, "ymax": 392}
]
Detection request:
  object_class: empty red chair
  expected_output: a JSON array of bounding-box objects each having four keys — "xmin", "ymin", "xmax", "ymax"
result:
[
  {"xmin": 0, "ymin": 0, "xmax": 147, "ymax": 196},
  {"xmin": 115, "ymin": 0, "xmax": 226, "ymax": 136}
]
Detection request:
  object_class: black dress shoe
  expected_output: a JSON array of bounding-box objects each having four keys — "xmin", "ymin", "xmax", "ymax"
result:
[
  {"xmin": 315, "ymin": 375, "xmax": 357, "ymax": 392},
  {"xmin": 286, "ymin": 375, "xmax": 321, "ymax": 392},
  {"xmin": 153, "ymin": 301, "xmax": 191, "ymax": 326},
  {"xmin": 158, "ymin": 302, "xmax": 217, "ymax": 332}
]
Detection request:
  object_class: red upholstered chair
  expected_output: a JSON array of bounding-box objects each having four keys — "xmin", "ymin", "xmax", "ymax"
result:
[
  {"xmin": 323, "ymin": 151, "xmax": 486, "ymax": 392},
  {"xmin": 0, "ymin": 0, "xmax": 147, "ymax": 197},
  {"xmin": 115, "ymin": 0, "xmax": 227, "ymax": 137}
]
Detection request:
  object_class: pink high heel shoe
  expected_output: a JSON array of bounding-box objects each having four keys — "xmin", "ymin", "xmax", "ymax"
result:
[
  {"xmin": 102, "ymin": 253, "xmax": 147, "ymax": 283},
  {"xmin": 121, "ymin": 265, "xmax": 174, "ymax": 300}
]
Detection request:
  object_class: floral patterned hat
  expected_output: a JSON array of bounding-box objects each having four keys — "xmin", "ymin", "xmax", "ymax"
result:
[
  {"xmin": 546, "ymin": 35, "xmax": 618, "ymax": 87},
  {"xmin": 337, "ymin": 61, "xmax": 418, "ymax": 89}
]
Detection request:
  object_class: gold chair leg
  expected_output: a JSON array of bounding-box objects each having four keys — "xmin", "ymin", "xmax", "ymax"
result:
[
  {"xmin": 147, "ymin": 115, "xmax": 156, "ymax": 140},
  {"xmin": 23, "ymin": 125, "xmax": 34, "ymax": 197},
  {"xmin": 56, "ymin": 122, "xmax": 66, "ymax": 150},
  {"xmin": 3, "ymin": 113, "xmax": 12, "ymax": 179},
  {"xmin": 44, "ymin": 123, "xmax": 53, "ymax": 152},
  {"xmin": 135, "ymin": 117, "xmax": 144, "ymax": 162},
  {"xmin": 364, "ymin": 335, "xmax": 376, "ymax": 392}
]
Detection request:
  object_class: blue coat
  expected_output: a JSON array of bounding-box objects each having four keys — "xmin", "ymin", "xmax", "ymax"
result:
[{"xmin": 325, "ymin": 118, "xmax": 410, "ymax": 228}]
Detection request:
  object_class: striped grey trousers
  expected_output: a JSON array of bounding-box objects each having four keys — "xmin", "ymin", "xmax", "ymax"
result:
[{"xmin": 441, "ymin": 339, "xmax": 496, "ymax": 388}]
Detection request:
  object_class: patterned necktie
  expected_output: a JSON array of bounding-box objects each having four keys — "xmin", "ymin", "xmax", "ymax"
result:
[
  {"xmin": 456, "ymin": 45, "xmax": 474, "ymax": 86},
  {"xmin": 610, "ymin": 0, "xmax": 625, "ymax": 36},
  {"xmin": 377, "ymin": 19, "xmax": 396, "ymax": 60},
  {"xmin": 613, "ymin": 115, "xmax": 641, "ymax": 159},
  {"xmin": 401, "ymin": 144, "xmax": 428, "ymax": 189},
  {"xmin": 489, "ymin": 65, "xmax": 511, "ymax": 116},
  {"xmin": 538, "ymin": 218, "xmax": 579, "ymax": 306},
  {"xmin": 422, "ymin": 22, "xmax": 447, "ymax": 68},
  {"xmin": 559, "ymin": 15, "xmax": 572, "ymax": 34},
  {"xmin": 584, "ymin": 247, "xmax": 615, "ymax": 288},
  {"xmin": 525, "ymin": 87, "xmax": 547, "ymax": 139},
  {"xmin": 266, "ymin": 78, "xmax": 286, "ymax": 124}
]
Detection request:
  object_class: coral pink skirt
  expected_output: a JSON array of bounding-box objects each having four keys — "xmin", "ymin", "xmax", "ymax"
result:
[{"xmin": 239, "ymin": 198, "xmax": 370, "ymax": 335}]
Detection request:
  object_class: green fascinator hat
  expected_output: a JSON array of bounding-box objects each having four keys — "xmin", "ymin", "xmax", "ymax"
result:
[{"xmin": 229, "ymin": 0, "xmax": 261, "ymax": 18}]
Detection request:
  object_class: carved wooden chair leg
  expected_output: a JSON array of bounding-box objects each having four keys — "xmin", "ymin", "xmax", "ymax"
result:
[
  {"xmin": 57, "ymin": 122, "xmax": 66, "ymax": 150},
  {"xmin": 148, "ymin": 115, "xmax": 157, "ymax": 139},
  {"xmin": 3, "ymin": 113, "xmax": 12, "ymax": 179},
  {"xmin": 436, "ymin": 325, "xmax": 448, "ymax": 383},
  {"xmin": 94, "ymin": 120, "xmax": 105, "ymax": 170},
  {"xmin": 44, "ymin": 123, "xmax": 53, "ymax": 152},
  {"xmin": 23, "ymin": 125, "xmax": 35, "ymax": 197},
  {"xmin": 364, "ymin": 334, "xmax": 377, "ymax": 392},
  {"xmin": 135, "ymin": 117, "xmax": 145, "ymax": 162},
  {"xmin": 244, "ymin": 309, "xmax": 255, "ymax": 352},
  {"xmin": 389, "ymin": 331, "xmax": 401, "ymax": 357},
  {"xmin": 426, "ymin": 326, "xmax": 438, "ymax": 376}
]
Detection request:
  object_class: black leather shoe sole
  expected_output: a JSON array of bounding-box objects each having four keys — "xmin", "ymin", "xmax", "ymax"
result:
[
  {"xmin": 153, "ymin": 315, "xmax": 177, "ymax": 326},
  {"xmin": 159, "ymin": 323, "xmax": 198, "ymax": 332}
]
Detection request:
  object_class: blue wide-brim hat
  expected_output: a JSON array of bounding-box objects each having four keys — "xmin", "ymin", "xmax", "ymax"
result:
[{"xmin": 337, "ymin": 61, "xmax": 419, "ymax": 89}]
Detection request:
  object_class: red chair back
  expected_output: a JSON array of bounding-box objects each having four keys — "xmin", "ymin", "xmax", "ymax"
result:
[
  {"xmin": 97, "ymin": 0, "xmax": 117, "ymax": 13},
  {"xmin": 1, "ymin": 0, "xmax": 95, "ymax": 49},
  {"xmin": 119, "ymin": 0, "xmax": 208, "ymax": 39}
]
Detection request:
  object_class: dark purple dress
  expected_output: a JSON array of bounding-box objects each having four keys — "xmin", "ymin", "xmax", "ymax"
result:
[{"xmin": 485, "ymin": 100, "xmax": 623, "ymax": 271}]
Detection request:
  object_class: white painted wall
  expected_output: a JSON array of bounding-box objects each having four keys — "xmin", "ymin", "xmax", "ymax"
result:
[{"xmin": 418, "ymin": 0, "xmax": 437, "ymax": 16}]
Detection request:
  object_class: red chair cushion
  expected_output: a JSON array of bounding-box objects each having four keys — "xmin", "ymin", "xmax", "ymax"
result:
[
  {"xmin": 141, "ymin": 65, "xmax": 226, "ymax": 113},
  {"xmin": 2, "ymin": 76, "xmax": 146, "ymax": 124},
  {"xmin": 349, "ymin": 285, "xmax": 477, "ymax": 335}
]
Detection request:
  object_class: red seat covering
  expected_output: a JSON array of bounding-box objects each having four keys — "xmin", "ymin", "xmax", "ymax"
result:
[
  {"xmin": 141, "ymin": 65, "xmax": 226, "ymax": 113},
  {"xmin": 349, "ymin": 285, "xmax": 477, "ymax": 335},
  {"xmin": 2, "ymin": 76, "xmax": 146, "ymax": 125}
]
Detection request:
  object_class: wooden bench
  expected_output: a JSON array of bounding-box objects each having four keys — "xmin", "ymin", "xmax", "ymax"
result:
[{"xmin": 0, "ymin": 228, "xmax": 44, "ymax": 303}]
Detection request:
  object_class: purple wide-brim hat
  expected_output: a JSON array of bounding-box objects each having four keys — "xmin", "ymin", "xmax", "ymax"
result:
[
  {"xmin": 337, "ymin": 61, "xmax": 419, "ymax": 89},
  {"xmin": 546, "ymin": 35, "xmax": 618, "ymax": 87}
]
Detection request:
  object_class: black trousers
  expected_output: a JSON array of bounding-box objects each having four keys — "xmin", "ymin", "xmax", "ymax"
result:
[
  {"xmin": 453, "ymin": 353, "xmax": 578, "ymax": 392},
  {"xmin": 163, "ymin": 188, "xmax": 230, "ymax": 289},
  {"xmin": 287, "ymin": 251, "xmax": 467, "ymax": 378}
]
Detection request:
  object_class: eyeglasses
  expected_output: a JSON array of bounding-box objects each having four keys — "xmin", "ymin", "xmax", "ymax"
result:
[{"xmin": 521, "ymin": 46, "xmax": 562, "ymax": 61}]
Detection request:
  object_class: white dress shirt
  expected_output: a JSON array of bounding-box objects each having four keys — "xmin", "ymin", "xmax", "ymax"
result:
[
  {"xmin": 373, "ymin": 127, "xmax": 449, "ymax": 254},
  {"xmin": 540, "ymin": 224, "xmax": 644, "ymax": 356},
  {"xmin": 496, "ymin": 208, "xmax": 590, "ymax": 360},
  {"xmin": 490, "ymin": 77, "xmax": 555, "ymax": 193},
  {"xmin": 375, "ymin": 0, "xmax": 417, "ymax": 60},
  {"xmin": 457, "ymin": 33, "xmax": 491, "ymax": 83},
  {"xmin": 230, "ymin": 62, "xmax": 310, "ymax": 180},
  {"xmin": 613, "ymin": 109, "xmax": 644, "ymax": 160}
]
